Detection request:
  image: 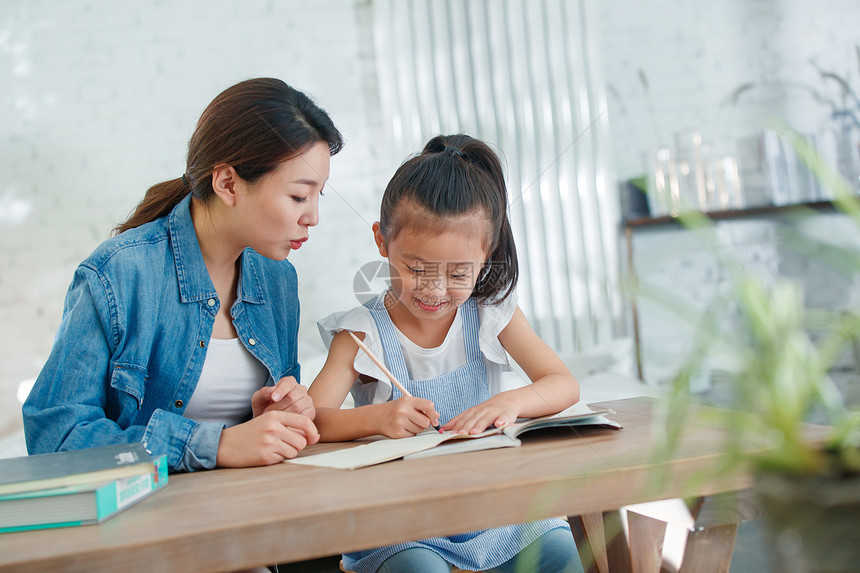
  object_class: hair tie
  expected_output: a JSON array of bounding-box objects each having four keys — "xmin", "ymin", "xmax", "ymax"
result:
[
  {"xmin": 443, "ymin": 146, "xmax": 462, "ymax": 157},
  {"xmin": 181, "ymin": 174, "xmax": 190, "ymax": 189}
]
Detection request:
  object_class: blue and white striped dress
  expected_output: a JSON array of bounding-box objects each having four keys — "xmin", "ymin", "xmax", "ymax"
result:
[{"xmin": 336, "ymin": 294, "xmax": 568, "ymax": 573}]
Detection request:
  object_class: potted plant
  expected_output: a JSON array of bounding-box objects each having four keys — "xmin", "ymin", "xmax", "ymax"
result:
[{"xmin": 652, "ymin": 130, "xmax": 860, "ymax": 573}]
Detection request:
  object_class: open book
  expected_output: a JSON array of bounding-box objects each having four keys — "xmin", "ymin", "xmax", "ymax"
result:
[{"xmin": 289, "ymin": 402, "xmax": 621, "ymax": 470}]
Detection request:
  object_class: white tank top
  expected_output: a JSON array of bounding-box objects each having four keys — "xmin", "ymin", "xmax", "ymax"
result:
[{"xmin": 183, "ymin": 337, "xmax": 268, "ymax": 427}]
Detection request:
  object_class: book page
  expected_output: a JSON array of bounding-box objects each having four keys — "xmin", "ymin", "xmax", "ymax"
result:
[
  {"xmin": 289, "ymin": 432, "xmax": 461, "ymax": 470},
  {"xmin": 501, "ymin": 402, "xmax": 619, "ymax": 439},
  {"xmin": 403, "ymin": 434, "xmax": 521, "ymax": 460}
]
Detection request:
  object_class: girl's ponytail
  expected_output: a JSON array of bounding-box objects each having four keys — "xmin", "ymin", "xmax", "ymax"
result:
[{"xmin": 456, "ymin": 137, "xmax": 519, "ymax": 304}]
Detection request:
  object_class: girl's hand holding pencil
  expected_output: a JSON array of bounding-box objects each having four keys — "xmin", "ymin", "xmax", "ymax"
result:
[
  {"xmin": 377, "ymin": 396, "xmax": 443, "ymax": 439},
  {"xmin": 347, "ymin": 330, "xmax": 442, "ymax": 434}
]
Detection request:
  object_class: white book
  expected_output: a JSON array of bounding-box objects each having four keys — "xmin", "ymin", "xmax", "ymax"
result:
[{"xmin": 289, "ymin": 402, "xmax": 621, "ymax": 470}]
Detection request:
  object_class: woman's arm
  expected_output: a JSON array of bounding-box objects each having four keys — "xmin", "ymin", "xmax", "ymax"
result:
[
  {"xmin": 309, "ymin": 330, "xmax": 439, "ymax": 441},
  {"xmin": 443, "ymin": 305, "xmax": 580, "ymax": 434},
  {"xmin": 23, "ymin": 265, "xmax": 318, "ymax": 471},
  {"xmin": 22, "ymin": 266, "xmax": 214, "ymax": 471}
]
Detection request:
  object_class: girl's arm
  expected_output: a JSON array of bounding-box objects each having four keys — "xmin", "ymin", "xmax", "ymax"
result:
[
  {"xmin": 443, "ymin": 306, "xmax": 580, "ymax": 434},
  {"xmin": 308, "ymin": 331, "xmax": 439, "ymax": 441}
]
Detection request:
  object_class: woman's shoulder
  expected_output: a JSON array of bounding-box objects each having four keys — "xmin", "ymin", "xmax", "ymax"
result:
[{"xmin": 82, "ymin": 218, "xmax": 171, "ymax": 274}]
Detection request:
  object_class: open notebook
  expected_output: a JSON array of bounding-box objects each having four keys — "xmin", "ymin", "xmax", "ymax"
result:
[{"xmin": 289, "ymin": 402, "xmax": 621, "ymax": 470}]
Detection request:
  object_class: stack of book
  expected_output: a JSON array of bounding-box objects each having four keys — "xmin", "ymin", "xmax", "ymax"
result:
[{"xmin": 0, "ymin": 442, "xmax": 168, "ymax": 533}]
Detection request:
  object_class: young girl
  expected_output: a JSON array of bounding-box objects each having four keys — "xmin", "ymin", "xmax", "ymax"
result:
[{"xmin": 309, "ymin": 134, "xmax": 584, "ymax": 573}]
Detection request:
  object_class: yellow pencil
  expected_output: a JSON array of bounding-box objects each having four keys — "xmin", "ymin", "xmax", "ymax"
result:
[{"xmin": 347, "ymin": 330, "xmax": 442, "ymax": 432}]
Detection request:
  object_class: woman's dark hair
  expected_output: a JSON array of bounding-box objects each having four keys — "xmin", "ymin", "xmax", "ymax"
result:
[
  {"xmin": 114, "ymin": 78, "xmax": 343, "ymax": 234},
  {"xmin": 379, "ymin": 134, "xmax": 518, "ymax": 304}
]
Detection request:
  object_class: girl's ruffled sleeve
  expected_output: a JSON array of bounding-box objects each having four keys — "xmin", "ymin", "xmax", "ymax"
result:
[
  {"xmin": 317, "ymin": 305, "xmax": 392, "ymax": 404},
  {"xmin": 477, "ymin": 290, "xmax": 519, "ymax": 370}
]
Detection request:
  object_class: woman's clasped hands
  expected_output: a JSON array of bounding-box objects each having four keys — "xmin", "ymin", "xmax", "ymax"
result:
[
  {"xmin": 253, "ymin": 375, "xmax": 316, "ymax": 419},
  {"xmin": 217, "ymin": 376, "xmax": 319, "ymax": 467}
]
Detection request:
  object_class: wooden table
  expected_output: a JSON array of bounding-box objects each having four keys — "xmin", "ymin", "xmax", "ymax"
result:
[{"xmin": 0, "ymin": 397, "xmax": 820, "ymax": 572}]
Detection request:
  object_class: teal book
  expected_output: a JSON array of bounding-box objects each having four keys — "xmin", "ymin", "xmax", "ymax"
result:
[
  {"xmin": 0, "ymin": 455, "xmax": 168, "ymax": 533},
  {"xmin": 0, "ymin": 442, "xmax": 156, "ymax": 497}
]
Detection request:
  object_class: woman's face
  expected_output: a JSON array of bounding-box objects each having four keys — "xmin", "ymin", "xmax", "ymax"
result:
[{"xmin": 235, "ymin": 141, "xmax": 331, "ymax": 260}]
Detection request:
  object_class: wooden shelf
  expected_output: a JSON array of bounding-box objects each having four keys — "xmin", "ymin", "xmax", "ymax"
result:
[
  {"xmin": 623, "ymin": 199, "xmax": 841, "ymax": 380},
  {"xmin": 624, "ymin": 200, "xmax": 837, "ymax": 229}
]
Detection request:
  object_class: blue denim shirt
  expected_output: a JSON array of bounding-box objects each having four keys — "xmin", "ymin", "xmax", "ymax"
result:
[{"xmin": 23, "ymin": 194, "xmax": 301, "ymax": 472}]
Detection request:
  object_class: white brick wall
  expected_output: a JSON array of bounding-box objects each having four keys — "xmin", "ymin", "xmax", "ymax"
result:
[
  {"xmin": 598, "ymin": 0, "xmax": 860, "ymax": 183},
  {"xmin": 629, "ymin": 211, "xmax": 860, "ymax": 385},
  {"xmin": 3, "ymin": 0, "xmax": 859, "ymax": 437},
  {"xmin": 0, "ymin": 0, "xmax": 383, "ymax": 430},
  {"xmin": 598, "ymin": 0, "xmax": 860, "ymax": 383}
]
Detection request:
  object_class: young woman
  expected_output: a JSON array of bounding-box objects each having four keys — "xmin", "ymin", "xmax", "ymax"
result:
[{"xmin": 24, "ymin": 78, "xmax": 343, "ymax": 472}]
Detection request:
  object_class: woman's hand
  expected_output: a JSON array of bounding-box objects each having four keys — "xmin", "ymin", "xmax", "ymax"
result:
[
  {"xmin": 378, "ymin": 396, "xmax": 440, "ymax": 438},
  {"xmin": 252, "ymin": 376, "xmax": 315, "ymax": 419},
  {"xmin": 216, "ymin": 410, "xmax": 320, "ymax": 467},
  {"xmin": 443, "ymin": 394, "xmax": 520, "ymax": 435}
]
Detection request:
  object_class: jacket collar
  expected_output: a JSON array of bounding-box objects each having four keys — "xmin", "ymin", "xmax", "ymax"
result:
[{"xmin": 168, "ymin": 194, "xmax": 266, "ymax": 305}]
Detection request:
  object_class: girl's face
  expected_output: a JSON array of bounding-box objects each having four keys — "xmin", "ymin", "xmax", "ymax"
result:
[
  {"xmin": 234, "ymin": 141, "xmax": 330, "ymax": 260},
  {"xmin": 374, "ymin": 211, "xmax": 490, "ymax": 322}
]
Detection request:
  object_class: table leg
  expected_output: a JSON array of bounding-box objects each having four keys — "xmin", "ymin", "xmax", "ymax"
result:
[
  {"xmin": 572, "ymin": 493, "xmax": 753, "ymax": 573},
  {"xmin": 570, "ymin": 513, "xmax": 607, "ymax": 573},
  {"xmin": 676, "ymin": 491, "xmax": 756, "ymax": 573},
  {"xmin": 569, "ymin": 511, "xmax": 631, "ymax": 573},
  {"xmin": 626, "ymin": 510, "xmax": 667, "ymax": 573},
  {"xmin": 677, "ymin": 523, "xmax": 738, "ymax": 573}
]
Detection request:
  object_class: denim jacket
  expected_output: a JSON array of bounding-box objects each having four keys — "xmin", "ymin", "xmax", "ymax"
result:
[{"xmin": 23, "ymin": 194, "xmax": 301, "ymax": 472}]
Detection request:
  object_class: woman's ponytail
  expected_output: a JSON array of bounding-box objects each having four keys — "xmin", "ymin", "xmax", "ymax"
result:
[{"xmin": 113, "ymin": 178, "xmax": 188, "ymax": 235}]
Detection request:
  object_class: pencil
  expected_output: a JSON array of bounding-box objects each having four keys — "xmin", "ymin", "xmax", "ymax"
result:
[{"xmin": 347, "ymin": 330, "xmax": 442, "ymax": 433}]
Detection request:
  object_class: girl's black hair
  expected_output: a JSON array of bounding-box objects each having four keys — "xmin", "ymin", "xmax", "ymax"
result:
[{"xmin": 379, "ymin": 134, "xmax": 518, "ymax": 304}]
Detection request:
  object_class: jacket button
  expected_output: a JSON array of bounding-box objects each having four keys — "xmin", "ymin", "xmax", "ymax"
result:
[
  {"xmin": 175, "ymin": 399, "xmax": 183, "ymax": 408},
  {"xmin": 248, "ymin": 338, "xmax": 256, "ymax": 346},
  {"xmin": 200, "ymin": 340, "xmax": 206, "ymax": 348},
  {"xmin": 207, "ymin": 298, "xmax": 216, "ymax": 307}
]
